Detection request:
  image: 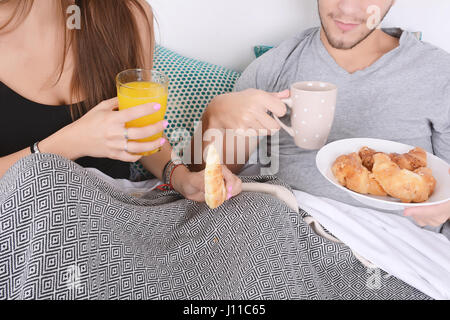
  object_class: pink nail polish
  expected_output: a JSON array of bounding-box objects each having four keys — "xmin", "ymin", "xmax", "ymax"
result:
[
  {"xmin": 154, "ymin": 104, "xmax": 161, "ymax": 111},
  {"xmin": 228, "ymin": 186, "xmax": 232, "ymax": 192},
  {"xmin": 160, "ymin": 138, "xmax": 166, "ymax": 146},
  {"xmin": 163, "ymin": 120, "xmax": 169, "ymax": 128},
  {"xmin": 227, "ymin": 193, "xmax": 232, "ymax": 200}
]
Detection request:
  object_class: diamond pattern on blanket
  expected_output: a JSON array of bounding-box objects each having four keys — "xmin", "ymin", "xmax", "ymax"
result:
[{"xmin": 0, "ymin": 154, "xmax": 431, "ymax": 300}]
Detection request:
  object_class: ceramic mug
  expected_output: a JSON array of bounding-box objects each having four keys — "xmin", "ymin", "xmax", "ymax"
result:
[{"xmin": 274, "ymin": 81, "xmax": 338, "ymax": 150}]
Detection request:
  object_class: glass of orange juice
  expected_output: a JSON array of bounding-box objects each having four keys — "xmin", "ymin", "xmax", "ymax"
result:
[{"xmin": 116, "ymin": 69, "xmax": 169, "ymax": 156}]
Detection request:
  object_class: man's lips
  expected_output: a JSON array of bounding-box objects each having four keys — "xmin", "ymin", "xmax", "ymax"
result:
[{"xmin": 334, "ymin": 20, "xmax": 360, "ymax": 32}]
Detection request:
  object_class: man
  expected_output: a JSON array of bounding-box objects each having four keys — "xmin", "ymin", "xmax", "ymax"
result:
[{"xmin": 202, "ymin": 0, "xmax": 450, "ymax": 237}]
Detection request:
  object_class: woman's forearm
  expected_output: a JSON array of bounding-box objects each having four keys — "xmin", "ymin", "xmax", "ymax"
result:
[
  {"xmin": 38, "ymin": 122, "xmax": 83, "ymax": 160},
  {"xmin": 0, "ymin": 148, "xmax": 32, "ymax": 178},
  {"xmin": 139, "ymin": 139, "xmax": 191, "ymax": 191},
  {"xmin": 0, "ymin": 123, "xmax": 82, "ymax": 179},
  {"xmin": 138, "ymin": 138, "xmax": 174, "ymax": 181}
]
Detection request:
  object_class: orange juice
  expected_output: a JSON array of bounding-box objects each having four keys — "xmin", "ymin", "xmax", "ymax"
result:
[{"xmin": 117, "ymin": 81, "xmax": 168, "ymax": 156}]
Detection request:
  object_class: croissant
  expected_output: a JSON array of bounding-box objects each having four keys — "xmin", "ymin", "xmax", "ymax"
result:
[
  {"xmin": 414, "ymin": 167, "xmax": 437, "ymax": 196},
  {"xmin": 359, "ymin": 146, "xmax": 427, "ymax": 171},
  {"xmin": 359, "ymin": 147, "xmax": 378, "ymax": 171},
  {"xmin": 332, "ymin": 153, "xmax": 387, "ymax": 196},
  {"xmin": 372, "ymin": 153, "xmax": 435, "ymax": 203},
  {"xmin": 389, "ymin": 147, "xmax": 427, "ymax": 171},
  {"xmin": 205, "ymin": 145, "xmax": 227, "ymax": 209}
]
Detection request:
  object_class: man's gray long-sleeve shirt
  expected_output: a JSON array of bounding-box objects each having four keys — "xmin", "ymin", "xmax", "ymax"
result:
[{"xmin": 235, "ymin": 27, "xmax": 450, "ymax": 238}]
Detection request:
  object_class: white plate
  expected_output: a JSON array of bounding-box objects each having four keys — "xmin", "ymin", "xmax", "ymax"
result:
[{"xmin": 316, "ymin": 138, "xmax": 450, "ymax": 211}]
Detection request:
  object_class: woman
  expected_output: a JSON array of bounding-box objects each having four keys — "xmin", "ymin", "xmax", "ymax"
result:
[{"xmin": 0, "ymin": 0, "xmax": 241, "ymax": 200}]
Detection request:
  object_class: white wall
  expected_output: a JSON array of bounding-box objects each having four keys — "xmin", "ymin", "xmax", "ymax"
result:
[{"xmin": 148, "ymin": 0, "xmax": 450, "ymax": 72}]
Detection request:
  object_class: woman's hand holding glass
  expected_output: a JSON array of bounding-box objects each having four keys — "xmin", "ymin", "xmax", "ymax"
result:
[{"xmin": 68, "ymin": 97, "xmax": 167, "ymax": 162}]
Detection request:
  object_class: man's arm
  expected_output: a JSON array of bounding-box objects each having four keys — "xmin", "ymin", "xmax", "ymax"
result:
[
  {"xmin": 431, "ymin": 82, "xmax": 450, "ymax": 164},
  {"xmin": 189, "ymin": 51, "xmax": 287, "ymax": 174},
  {"xmin": 190, "ymin": 103, "xmax": 260, "ymax": 174},
  {"xmin": 189, "ymin": 89, "xmax": 288, "ymax": 174},
  {"xmin": 404, "ymin": 81, "xmax": 450, "ymax": 226}
]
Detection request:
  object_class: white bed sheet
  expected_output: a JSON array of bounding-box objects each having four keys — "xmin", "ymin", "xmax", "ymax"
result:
[{"xmin": 294, "ymin": 190, "xmax": 450, "ymax": 300}]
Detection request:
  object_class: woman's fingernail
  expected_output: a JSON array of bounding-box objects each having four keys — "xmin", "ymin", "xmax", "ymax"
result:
[
  {"xmin": 163, "ymin": 120, "xmax": 169, "ymax": 128},
  {"xmin": 227, "ymin": 193, "xmax": 232, "ymax": 200},
  {"xmin": 160, "ymin": 138, "xmax": 166, "ymax": 146},
  {"xmin": 228, "ymin": 186, "xmax": 232, "ymax": 192},
  {"xmin": 154, "ymin": 104, "xmax": 161, "ymax": 111}
]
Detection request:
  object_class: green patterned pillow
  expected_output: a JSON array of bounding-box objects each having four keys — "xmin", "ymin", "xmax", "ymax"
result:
[
  {"xmin": 131, "ymin": 45, "xmax": 242, "ymax": 181},
  {"xmin": 254, "ymin": 45, "xmax": 274, "ymax": 58}
]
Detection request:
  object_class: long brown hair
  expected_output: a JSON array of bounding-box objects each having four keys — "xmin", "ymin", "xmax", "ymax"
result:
[{"xmin": 0, "ymin": 0, "xmax": 155, "ymax": 119}]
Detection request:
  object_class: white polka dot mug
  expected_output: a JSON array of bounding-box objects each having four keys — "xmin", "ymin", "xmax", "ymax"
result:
[{"xmin": 274, "ymin": 81, "xmax": 337, "ymax": 150}]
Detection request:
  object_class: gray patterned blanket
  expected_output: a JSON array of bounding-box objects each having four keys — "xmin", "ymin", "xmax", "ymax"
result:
[{"xmin": 0, "ymin": 154, "xmax": 430, "ymax": 300}]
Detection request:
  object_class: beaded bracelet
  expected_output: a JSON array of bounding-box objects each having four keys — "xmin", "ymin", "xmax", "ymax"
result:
[{"xmin": 162, "ymin": 159, "xmax": 185, "ymax": 188}]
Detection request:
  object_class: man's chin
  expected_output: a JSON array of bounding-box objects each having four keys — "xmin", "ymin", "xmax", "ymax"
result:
[
  {"xmin": 327, "ymin": 37, "xmax": 360, "ymax": 50},
  {"xmin": 324, "ymin": 24, "xmax": 378, "ymax": 50}
]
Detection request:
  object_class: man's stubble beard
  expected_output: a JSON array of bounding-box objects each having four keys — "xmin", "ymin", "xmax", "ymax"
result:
[{"xmin": 319, "ymin": 6, "xmax": 392, "ymax": 50}]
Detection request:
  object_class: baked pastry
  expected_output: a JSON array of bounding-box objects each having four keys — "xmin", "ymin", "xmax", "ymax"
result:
[
  {"xmin": 359, "ymin": 146, "xmax": 378, "ymax": 171},
  {"xmin": 414, "ymin": 167, "xmax": 437, "ymax": 196},
  {"xmin": 332, "ymin": 153, "xmax": 387, "ymax": 196},
  {"xmin": 372, "ymin": 153, "xmax": 435, "ymax": 203},
  {"xmin": 359, "ymin": 146, "xmax": 427, "ymax": 171},
  {"xmin": 205, "ymin": 145, "xmax": 227, "ymax": 209},
  {"xmin": 389, "ymin": 147, "xmax": 427, "ymax": 171},
  {"xmin": 334, "ymin": 146, "xmax": 435, "ymax": 203}
]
